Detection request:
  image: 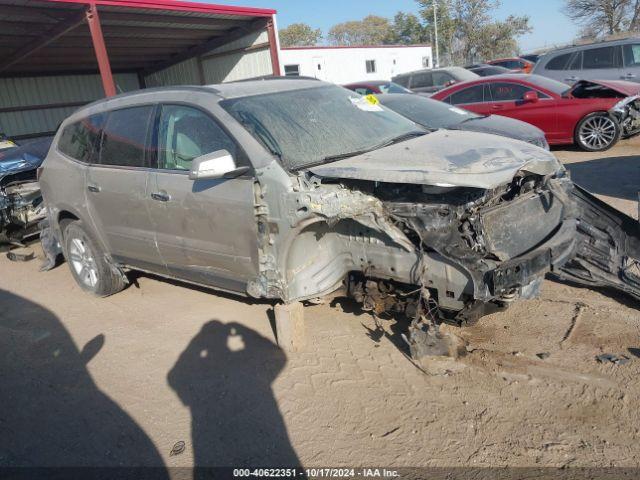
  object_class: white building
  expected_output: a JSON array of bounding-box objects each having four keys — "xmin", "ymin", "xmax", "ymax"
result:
[{"xmin": 279, "ymin": 45, "xmax": 433, "ymax": 84}]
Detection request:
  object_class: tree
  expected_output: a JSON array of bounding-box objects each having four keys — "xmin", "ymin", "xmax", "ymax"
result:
[
  {"xmin": 327, "ymin": 15, "xmax": 393, "ymax": 45},
  {"xmin": 417, "ymin": 0, "xmax": 531, "ymax": 65},
  {"xmin": 278, "ymin": 23, "xmax": 322, "ymax": 47},
  {"xmin": 563, "ymin": 0, "xmax": 633, "ymax": 36},
  {"xmin": 389, "ymin": 12, "xmax": 428, "ymax": 44}
]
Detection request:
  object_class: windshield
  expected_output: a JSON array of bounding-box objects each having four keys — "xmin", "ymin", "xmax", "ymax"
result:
[
  {"xmin": 221, "ymin": 85, "xmax": 422, "ymax": 170},
  {"xmin": 380, "ymin": 95, "xmax": 480, "ymax": 129},
  {"xmin": 526, "ymin": 74, "xmax": 570, "ymax": 95}
]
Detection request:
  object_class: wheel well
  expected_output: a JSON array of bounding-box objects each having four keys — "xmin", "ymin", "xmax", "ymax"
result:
[{"xmin": 57, "ymin": 211, "xmax": 79, "ymax": 236}]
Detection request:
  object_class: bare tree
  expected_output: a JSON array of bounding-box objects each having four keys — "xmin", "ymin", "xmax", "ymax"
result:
[{"xmin": 564, "ymin": 0, "xmax": 632, "ymax": 36}]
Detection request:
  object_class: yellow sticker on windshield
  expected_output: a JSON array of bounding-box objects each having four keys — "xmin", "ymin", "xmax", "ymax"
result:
[{"xmin": 365, "ymin": 94, "xmax": 379, "ymax": 106}]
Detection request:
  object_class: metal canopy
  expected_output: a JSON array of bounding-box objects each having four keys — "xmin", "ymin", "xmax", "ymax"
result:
[{"xmin": 0, "ymin": 0, "xmax": 278, "ymax": 93}]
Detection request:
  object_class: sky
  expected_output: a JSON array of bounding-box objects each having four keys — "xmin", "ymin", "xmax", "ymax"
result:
[{"xmin": 203, "ymin": 0, "xmax": 580, "ymax": 53}]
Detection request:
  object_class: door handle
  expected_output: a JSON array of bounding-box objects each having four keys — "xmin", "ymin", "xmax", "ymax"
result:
[
  {"xmin": 87, "ymin": 184, "xmax": 101, "ymax": 193},
  {"xmin": 564, "ymin": 76, "xmax": 579, "ymax": 82},
  {"xmin": 151, "ymin": 191, "xmax": 171, "ymax": 202},
  {"xmin": 491, "ymin": 104, "xmax": 504, "ymax": 110}
]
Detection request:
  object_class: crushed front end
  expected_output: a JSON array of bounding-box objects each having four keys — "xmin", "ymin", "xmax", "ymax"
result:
[{"xmin": 0, "ymin": 173, "xmax": 45, "ymax": 245}]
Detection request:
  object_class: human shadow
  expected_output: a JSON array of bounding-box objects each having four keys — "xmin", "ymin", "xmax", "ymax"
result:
[
  {"xmin": 167, "ymin": 320, "xmax": 300, "ymax": 474},
  {"xmin": 565, "ymin": 155, "xmax": 640, "ymax": 201},
  {"xmin": 0, "ymin": 289, "xmax": 167, "ymax": 477}
]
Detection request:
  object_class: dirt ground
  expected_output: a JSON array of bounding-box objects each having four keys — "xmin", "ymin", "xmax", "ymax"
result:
[{"xmin": 1, "ymin": 138, "xmax": 640, "ymax": 474}]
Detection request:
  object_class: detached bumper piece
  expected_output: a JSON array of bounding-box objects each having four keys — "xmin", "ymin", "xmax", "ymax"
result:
[{"xmin": 557, "ymin": 185, "xmax": 640, "ymax": 301}]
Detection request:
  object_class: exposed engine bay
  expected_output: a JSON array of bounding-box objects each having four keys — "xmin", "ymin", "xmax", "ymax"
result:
[
  {"xmin": 247, "ymin": 156, "xmax": 640, "ymax": 360},
  {"xmin": 0, "ymin": 178, "xmax": 44, "ymax": 244},
  {"xmin": 0, "ymin": 137, "xmax": 51, "ymax": 245},
  {"xmin": 610, "ymin": 95, "xmax": 640, "ymax": 138}
]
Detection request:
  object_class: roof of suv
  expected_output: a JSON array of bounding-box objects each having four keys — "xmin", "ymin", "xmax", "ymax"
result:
[
  {"xmin": 74, "ymin": 79, "xmax": 328, "ymax": 117},
  {"xmin": 544, "ymin": 36, "xmax": 640, "ymax": 54}
]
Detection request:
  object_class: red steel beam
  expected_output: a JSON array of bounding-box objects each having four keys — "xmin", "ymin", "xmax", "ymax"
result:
[
  {"xmin": 86, "ymin": 3, "xmax": 116, "ymax": 97},
  {"xmin": 266, "ymin": 16, "xmax": 280, "ymax": 76}
]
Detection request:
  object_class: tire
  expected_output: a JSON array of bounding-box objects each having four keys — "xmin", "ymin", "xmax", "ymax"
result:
[
  {"xmin": 62, "ymin": 221, "xmax": 126, "ymax": 297},
  {"xmin": 575, "ymin": 112, "xmax": 620, "ymax": 152}
]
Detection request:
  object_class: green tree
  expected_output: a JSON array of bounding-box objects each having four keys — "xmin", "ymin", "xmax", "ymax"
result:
[
  {"xmin": 327, "ymin": 15, "xmax": 393, "ymax": 45},
  {"xmin": 417, "ymin": 0, "xmax": 530, "ymax": 65},
  {"xmin": 389, "ymin": 12, "xmax": 429, "ymax": 44},
  {"xmin": 278, "ymin": 23, "xmax": 322, "ymax": 47}
]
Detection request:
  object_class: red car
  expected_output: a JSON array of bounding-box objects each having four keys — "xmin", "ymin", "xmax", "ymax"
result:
[
  {"xmin": 431, "ymin": 74, "xmax": 640, "ymax": 151},
  {"xmin": 487, "ymin": 57, "xmax": 534, "ymax": 74}
]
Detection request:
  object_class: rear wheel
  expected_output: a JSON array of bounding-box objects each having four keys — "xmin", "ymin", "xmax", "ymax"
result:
[
  {"xmin": 62, "ymin": 221, "xmax": 126, "ymax": 297},
  {"xmin": 575, "ymin": 113, "xmax": 620, "ymax": 152}
]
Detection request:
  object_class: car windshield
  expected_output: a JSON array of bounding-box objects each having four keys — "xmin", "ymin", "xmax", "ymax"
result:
[
  {"xmin": 525, "ymin": 75, "xmax": 570, "ymax": 95},
  {"xmin": 221, "ymin": 85, "xmax": 423, "ymax": 170},
  {"xmin": 380, "ymin": 95, "xmax": 480, "ymax": 129}
]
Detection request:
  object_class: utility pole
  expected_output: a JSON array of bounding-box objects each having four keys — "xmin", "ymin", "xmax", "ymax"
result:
[{"xmin": 433, "ymin": 1, "xmax": 440, "ymax": 68}]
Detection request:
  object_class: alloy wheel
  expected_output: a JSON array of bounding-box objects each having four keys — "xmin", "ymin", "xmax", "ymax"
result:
[
  {"xmin": 579, "ymin": 116, "xmax": 617, "ymax": 150},
  {"xmin": 68, "ymin": 236, "xmax": 99, "ymax": 288}
]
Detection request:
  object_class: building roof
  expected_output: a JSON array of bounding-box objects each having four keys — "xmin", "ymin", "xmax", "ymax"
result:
[{"xmin": 0, "ymin": 0, "xmax": 276, "ymax": 76}]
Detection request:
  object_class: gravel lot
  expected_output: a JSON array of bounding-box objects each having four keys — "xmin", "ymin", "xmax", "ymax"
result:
[{"xmin": 1, "ymin": 138, "xmax": 640, "ymax": 473}]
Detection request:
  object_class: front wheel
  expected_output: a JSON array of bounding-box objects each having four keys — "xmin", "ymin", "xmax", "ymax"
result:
[
  {"xmin": 63, "ymin": 221, "xmax": 126, "ymax": 297},
  {"xmin": 575, "ymin": 113, "xmax": 620, "ymax": 152}
]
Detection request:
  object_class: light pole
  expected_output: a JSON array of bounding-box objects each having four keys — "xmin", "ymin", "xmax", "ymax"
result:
[{"xmin": 433, "ymin": 1, "xmax": 440, "ymax": 68}]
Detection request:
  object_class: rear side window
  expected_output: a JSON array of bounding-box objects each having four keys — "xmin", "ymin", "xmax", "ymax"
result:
[
  {"xmin": 99, "ymin": 106, "xmax": 154, "ymax": 168},
  {"xmin": 157, "ymin": 105, "xmax": 237, "ymax": 171},
  {"xmin": 432, "ymin": 71, "xmax": 453, "ymax": 86},
  {"xmin": 583, "ymin": 46, "xmax": 621, "ymax": 69},
  {"xmin": 493, "ymin": 60, "xmax": 522, "ymax": 69},
  {"xmin": 623, "ymin": 43, "xmax": 640, "ymax": 67},
  {"xmin": 57, "ymin": 114, "xmax": 105, "ymax": 163},
  {"xmin": 545, "ymin": 53, "xmax": 572, "ymax": 70},
  {"xmin": 394, "ymin": 76, "xmax": 410, "ymax": 87},
  {"xmin": 447, "ymin": 85, "xmax": 485, "ymax": 104},
  {"xmin": 411, "ymin": 72, "xmax": 432, "ymax": 88}
]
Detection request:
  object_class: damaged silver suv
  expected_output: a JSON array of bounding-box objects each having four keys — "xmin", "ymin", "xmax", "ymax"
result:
[{"xmin": 39, "ymin": 80, "xmax": 640, "ymax": 356}]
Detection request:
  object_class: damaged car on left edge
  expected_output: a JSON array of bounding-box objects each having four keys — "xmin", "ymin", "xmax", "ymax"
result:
[
  {"xmin": 37, "ymin": 80, "xmax": 640, "ymax": 361},
  {"xmin": 0, "ymin": 137, "xmax": 52, "ymax": 246}
]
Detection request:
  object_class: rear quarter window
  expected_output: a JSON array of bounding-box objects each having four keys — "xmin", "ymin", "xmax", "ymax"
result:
[
  {"xmin": 57, "ymin": 114, "xmax": 105, "ymax": 163},
  {"xmin": 545, "ymin": 53, "xmax": 572, "ymax": 70}
]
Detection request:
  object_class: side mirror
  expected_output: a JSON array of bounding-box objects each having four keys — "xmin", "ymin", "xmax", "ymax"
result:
[
  {"xmin": 188, "ymin": 149, "xmax": 248, "ymax": 180},
  {"xmin": 523, "ymin": 90, "xmax": 539, "ymax": 103}
]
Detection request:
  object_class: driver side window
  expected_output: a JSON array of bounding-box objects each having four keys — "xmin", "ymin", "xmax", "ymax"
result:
[{"xmin": 157, "ymin": 105, "xmax": 237, "ymax": 171}]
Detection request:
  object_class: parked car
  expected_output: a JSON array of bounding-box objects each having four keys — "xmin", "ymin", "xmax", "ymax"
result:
[
  {"xmin": 467, "ymin": 64, "xmax": 512, "ymax": 77},
  {"xmin": 0, "ymin": 137, "xmax": 52, "ymax": 244},
  {"xmin": 533, "ymin": 37, "xmax": 640, "ymax": 85},
  {"xmin": 343, "ymin": 80, "xmax": 413, "ymax": 95},
  {"xmin": 487, "ymin": 57, "xmax": 535, "ymax": 73},
  {"xmin": 431, "ymin": 73, "xmax": 640, "ymax": 151},
  {"xmin": 39, "ymin": 80, "xmax": 640, "ymax": 360},
  {"xmin": 376, "ymin": 93, "xmax": 549, "ymax": 149},
  {"xmin": 392, "ymin": 67, "xmax": 479, "ymax": 94},
  {"xmin": 519, "ymin": 54, "xmax": 540, "ymax": 64}
]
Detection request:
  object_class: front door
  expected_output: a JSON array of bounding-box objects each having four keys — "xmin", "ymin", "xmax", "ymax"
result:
[
  {"xmin": 85, "ymin": 105, "xmax": 164, "ymax": 272},
  {"xmin": 485, "ymin": 82, "xmax": 558, "ymax": 137},
  {"xmin": 146, "ymin": 104, "xmax": 258, "ymax": 293}
]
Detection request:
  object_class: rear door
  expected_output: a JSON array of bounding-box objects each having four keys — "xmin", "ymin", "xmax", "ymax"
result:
[
  {"xmin": 147, "ymin": 102, "xmax": 258, "ymax": 293},
  {"xmin": 409, "ymin": 71, "xmax": 434, "ymax": 93},
  {"xmin": 85, "ymin": 105, "xmax": 164, "ymax": 272},
  {"xmin": 580, "ymin": 44, "xmax": 623, "ymax": 81}
]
